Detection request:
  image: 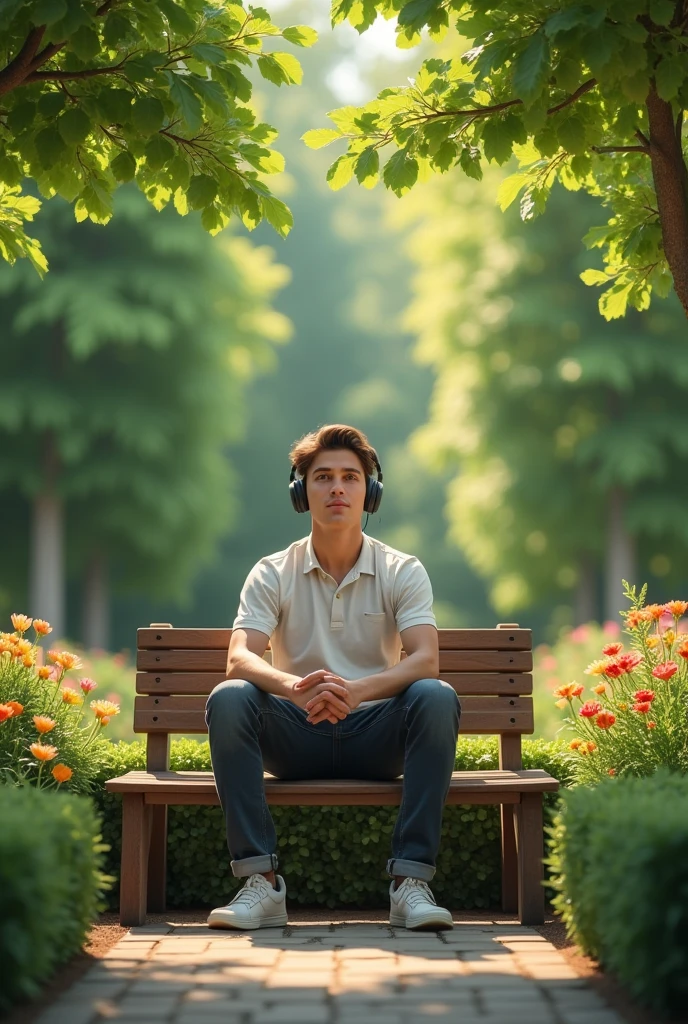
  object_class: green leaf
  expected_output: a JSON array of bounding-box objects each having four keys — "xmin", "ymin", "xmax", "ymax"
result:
[
  {"xmin": 580, "ymin": 268, "xmax": 611, "ymax": 286},
  {"xmin": 167, "ymin": 74, "xmax": 203, "ymax": 133},
  {"xmin": 512, "ymin": 31, "xmax": 549, "ymax": 104},
  {"xmin": 257, "ymin": 52, "xmax": 303, "ymax": 87},
  {"xmin": 354, "ymin": 146, "xmax": 379, "ymax": 188},
  {"xmin": 70, "ymin": 25, "xmax": 101, "ymax": 60},
  {"xmin": 497, "ymin": 172, "xmax": 531, "ymax": 211},
  {"xmin": 35, "ymin": 127, "xmax": 67, "ymax": 169},
  {"xmin": 397, "ymin": 0, "xmax": 441, "ymax": 32},
  {"xmin": 32, "ymin": 0, "xmax": 67, "ymax": 24},
  {"xmin": 481, "ymin": 119, "xmax": 514, "ymax": 165},
  {"xmin": 301, "ymin": 128, "xmax": 341, "ymax": 149},
  {"xmin": 649, "ymin": 0, "xmax": 676, "ymax": 25},
  {"xmin": 545, "ymin": 5, "xmax": 605, "ymax": 37},
  {"xmin": 187, "ymin": 174, "xmax": 218, "ymax": 210},
  {"xmin": 599, "ymin": 282, "xmax": 633, "ymax": 320},
  {"xmin": 239, "ymin": 143, "xmax": 285, "ymax": 173},
  {"xmin": 131, "ymin": 96, "xmax": 165, "ymax": 136},
  {"xmin": 189, "ymin": 77, "xmax": 229, "ymax": 118},
  {"xmin": 655, "ymin": 56, "xmax": 686, "ymax": 102},
  {"xmin": 282, "ymin": 25, "xmax": 318, "ymax": 47},
  {"xmin": 38, "ymin": 91, "xmax": 66, "ymax": 118},
  {"xmin": 459, "ymin": 145, "xmax": 482, "ymax": 180},
  {"xmin": 0, "ymin": 154, "xmax": 23, "ymax": 187},
  {"xmin": 557, "ymin": 116, "xmax": 587, "ymax": 155},
  {"xmin": 189, "ymin": 43, "xmax": 228, "ymax": 64},
  {"xmin": 145, "ymin": 134, "xmax": 175, "ymax": 171},
  {"xmin": 326, "ymin": 153, "xmax": 356, "ymax": 190},
  {"xmin": 58, "ymin": 107, "xmax": 92, "ymax": 146},
  {"xmin": 7, "ymin": 101, "xmax": 36, "ymax": 134},
  {"xmin": 382, "ymin": 149, "xmax": 418, "ymax": 195},
  {"xmin": 261, "ymin": 194, "xmax": 293, "ymax": 237},
  {"xmin": 110, "ymin": 150, "xmax": 137, "ymax": 182},
  {"xmin": 432, "ymin": 140, "xmax": 458, "ymax": 172}
]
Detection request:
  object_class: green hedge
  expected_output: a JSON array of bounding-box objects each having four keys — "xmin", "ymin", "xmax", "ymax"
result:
[
  {"xmin": 95, "ymin": 737, "xmax": 571, "ymax": 910},
  {"xmin": 0, "ymin": 785, "xmax": 112, "ymax": 1012},
  {"xmin": 548, "ymin": 771, "xmax": 688, "ymax": 1016}
]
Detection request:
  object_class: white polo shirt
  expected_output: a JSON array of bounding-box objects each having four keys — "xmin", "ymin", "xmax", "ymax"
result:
[{"xmin": 232, "ymin": 533, "xmax": 436, "ymax": 708}]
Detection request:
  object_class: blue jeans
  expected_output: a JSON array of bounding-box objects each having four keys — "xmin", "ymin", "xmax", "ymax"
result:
[{"xmin": 205, "ymin": 678, "xmax": 461, "ymax": 882}]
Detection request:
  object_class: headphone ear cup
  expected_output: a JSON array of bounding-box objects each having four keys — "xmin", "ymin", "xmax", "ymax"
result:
[
  {"xmin": 364, "ymin": 478, "xmax": 383, "ymax": 514},
  {"xmin": 290, "ymin": 477, "xmax": 309, "ymax": 513}
]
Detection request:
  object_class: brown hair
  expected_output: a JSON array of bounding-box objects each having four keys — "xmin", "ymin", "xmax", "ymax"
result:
[{"xmin": 289, "ymin": 424, "xmax": 377, "ymax": 481}]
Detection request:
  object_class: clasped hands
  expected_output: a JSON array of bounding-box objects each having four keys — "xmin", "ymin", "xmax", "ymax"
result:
[{"xmin": 289, "ymin": 669, "xmax": 364, "ymax": 725}]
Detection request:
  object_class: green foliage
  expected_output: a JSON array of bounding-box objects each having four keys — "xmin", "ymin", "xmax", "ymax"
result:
[
  {"xmin": 315, "ymin": 0, "xmax": 688, "ymax": 316},
  {"xmin": 0, "ymin": 783, "xmax": 112, "ymax": 1012},
  {"xmin": 94, "ymin": 736, "xmax": 571, "ymax": 909},
  {"xmin": 0, "ymin": 187, "xmax": 292, "ymax": 606},
  {"xmin": 401, "ymin": 172, "xmax": 688, "ymax": 615},
  {"xmin": 0, "ymin": 1, "xmax": 319, "ymax": 271},
  {"xmin": 0, "ymin": 620, "xmax": 115, "ymax": 793},
  {"xmin": 547, "ymin": 771, "xmax": 688, "ymax": 1015}
]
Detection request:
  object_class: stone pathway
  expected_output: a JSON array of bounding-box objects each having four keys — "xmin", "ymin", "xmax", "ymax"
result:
[{"xmin": 35, "ymin": 921, "xmax": 624, "ymax": 1024}]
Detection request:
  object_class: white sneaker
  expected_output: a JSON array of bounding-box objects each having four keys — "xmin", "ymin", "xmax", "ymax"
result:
[
  {"xmin": 389, "ymin": 877, "xmax": 453, "ymax": 930},
  {"xmin": 207, "ymin": 873, "xmax": 288, "ymax": 930}
]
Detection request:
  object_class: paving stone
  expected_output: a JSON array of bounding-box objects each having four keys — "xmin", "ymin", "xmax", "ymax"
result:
[
  {"xmin": 35, "ymin": 1004, "xmax": 98, "ymax": 1024},
  {"xmin": 128, "ymin": 925, "xmax": 174, "ymax": 936},
  {"xmin": 558, "ymin": 1012, "xmax": 625, "ymax": 1024}
]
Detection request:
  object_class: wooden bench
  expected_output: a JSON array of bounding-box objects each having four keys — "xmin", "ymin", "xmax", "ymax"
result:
[{"xmin": 106, "ymin": 623, "xmax": 559, "ymax": 927}]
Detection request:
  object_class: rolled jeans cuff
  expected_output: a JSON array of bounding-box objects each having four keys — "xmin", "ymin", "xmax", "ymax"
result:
[
  {"xmin": 231, "ymin": 853, "xmax": 278, "ymax": 878},
  {"xmin": 386, "ymin": 858, "xmax": 435, "ymax": 882}
]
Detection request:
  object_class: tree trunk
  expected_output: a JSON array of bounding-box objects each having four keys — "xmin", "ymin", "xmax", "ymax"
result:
[
  {"xmin": 29, "ymin": 432, "xmax": 65, "ymax": 638},
  {"xmin": 574, "ymin": 554, "xmax": 597, "ymax": 625},
  {"xmin": 646, "ymin": 85, "xmax": 688, "ymax": 318},
  {"xmin": 82, "ymin": 550, "xmax": 110, "ymax": 651},
  {"xmin": 604, "ymin": 487, "xmax": 636, "ymax": 624}
]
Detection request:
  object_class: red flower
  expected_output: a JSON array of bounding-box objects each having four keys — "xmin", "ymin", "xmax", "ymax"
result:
[
  {"xmin": 617, "ymin": 651, "xmax": 643, "ymax": 673},
  {"xmin": 652, "ymin": 661, "xmax": 678, "ymax": 681},
  {"xmin": 602, "ymin": 643, "xmax": 623, "ymax": 656},
  {"xmin": 608, "ymin": 768, "xmax": 616, "ymax": 776},
  {"xmin": 677, "ymin": 642, "xmax": 688, "ymax": 661},
  {"xmin": 633, "ymin": 689, "xmax": 656, "ymax": 703},
  {"xmin": 647, "ymin": 721, "xmax": 657, "ymax": 729},
  {"xmin": 632, "ymin": 702, "xmax": 652, "ymax": 714},
  {"xmin": 595, "ymin": 711, "xmax": 616, "ymax": 729},
  {"xmin": 604, "ymin": 660, "xmax": 624, "ymax": 678},
  {"xmin": 579, "ymin": 700, "xmax": 603, "ymax": 718}
]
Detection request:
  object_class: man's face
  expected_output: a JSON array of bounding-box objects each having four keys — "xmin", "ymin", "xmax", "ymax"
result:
[{"xmin": 306, "ymin": 449, "xmax": 367, "ymax": 525}]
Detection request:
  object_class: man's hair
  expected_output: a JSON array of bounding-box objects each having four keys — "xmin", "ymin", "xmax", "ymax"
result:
[{"xmin": 289, "ymin": 424, "xmax": 377, "ymax": 481}]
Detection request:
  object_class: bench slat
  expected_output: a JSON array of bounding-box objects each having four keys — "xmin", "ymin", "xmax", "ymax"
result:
[
  {"xmin": 135, "ymin": 671, "xmax": 534, "ymax": 697},
  {"xmin": 132, "ymin": 694, "xmax": 534, "ymax": 735},
  {"xmin": 138, "ymin": 627, "xmax": 532, "ymax": 652},
  {"xmin": 105, "ymin": 768, "xmax": 558, "ymax": 806},
  {"xmin": 136, "ymin": 648, "xmax": 533, "ymax": 674}
]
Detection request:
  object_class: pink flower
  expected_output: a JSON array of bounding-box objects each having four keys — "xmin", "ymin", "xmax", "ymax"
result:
[
  {"xmin": 79, "ymin": 678, "xmax": 97, "ymax": 694},
  {"xmin": 602, "ymin": 620, "xmax": 621, "ymax": 637},
  {"xmin": 602, "ymin": 643, "xmax": 623, "ymax": 657},
  {"xmin": 617, "ymin": 652, "xmax": 643, "ymax": 674},
  {"xmin": 569, "ymin": 625, "xmax": 590, "ymax": 644},
  {"xmin": 652, "ymin": 661, "xmax": 678, "ymax": 681}
]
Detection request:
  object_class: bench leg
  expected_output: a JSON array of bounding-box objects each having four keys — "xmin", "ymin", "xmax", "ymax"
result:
[
  {"xmin": 147, "ymin": 805, "xmax": 168, "ymax": 913},
  {"xmin": 516, "ymin": 792, "xmax": 545, "ymax": 926},
  {"xmin": 500, "ymin": 804, "xmax": 519, "ymax": 913},
  {"xmin": 120, "ymin": 793, "xmax": 150, "ymax": 927}
]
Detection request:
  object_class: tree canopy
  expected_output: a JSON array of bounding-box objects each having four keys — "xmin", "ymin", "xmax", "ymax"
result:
[
  {"xmin": 0, "ymin": 0, "xmax": 317, "ymax": 273},
  {"xmin": 306, "ymin": 0, "xmax": 688, "ymax": 321}
]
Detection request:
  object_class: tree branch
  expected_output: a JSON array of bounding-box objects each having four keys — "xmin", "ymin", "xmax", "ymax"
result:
[
  {"xmin": 0, "ymin": 26, "xmax": 46, "ymax": 97},
  {"xmin": 546, "ymin": 78, "xmax": 597, "ymax": 115},
  {"xmin": 636, "ymin": 128, "xmax": 651, "ymax": 148},
  {"xmin": 25, "ymin": 60, "xmax": 128, "ymax": 83},
  {"xmin": 592, "ymin": 144, "xmax": 650, "ymax": 155}
]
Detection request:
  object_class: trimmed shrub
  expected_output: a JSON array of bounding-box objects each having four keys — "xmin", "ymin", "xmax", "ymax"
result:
[
  {"xmin": 95, "ymin": 736, "xmax": 571, "ymax": 909},
  {"xmin": 548, "ymin": 771, "xmax": 688, "ymax": 1016},
  {"xmin": 0, "ymin": 785, "xmax": 112, "ymax": 1012}
]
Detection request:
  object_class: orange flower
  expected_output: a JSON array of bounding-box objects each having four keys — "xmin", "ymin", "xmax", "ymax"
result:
[
  {"xmin": 569, "ymin": 738, "xmax": 583, "ymax": 750},
  {"xmin": 592, "ymin": 683, "xmax": 607, "ymax": 695},
  {"xmin": 33, "ymin": 715, "xmax": 56, "ymax": 734},
  {"xmin": 602, "ymin": 643, "xmax": 623, "ymax": 657},
  {"xmin": 90, "ymin": 699, "xmax": 120, "ymax": 720},
  {"xmin": 48, "ymin": 650, "xmax": 82, "ymax": 671},
  {"xmin": 608, "ymin": 768, "xmax": 616, "ymax": 776},
  {"xmin": 30, "ymin": 742, "xmax": 58, "ymax": 761},
  {"xmin": 579, "ymin": 700, "xmax": 603, "ymax": 718},
  {"xmin": 100, "ymin": 716, "xmax": 110, "ymax": 726},
  {"xmin": 652, "ymin": 661, "xmax": 678, "ymax": 681},
  {"xmin": 37, "ymin": 666, "xmax": 52, "ymax": 679},
  {"xmin": 677, "ymin": 641, "xmax": 688, "ymax": 660},
  {"xmin": 554, "ymin": 683, "xmax": 583, "ymax": 699},
  {"xmin": 645, "ymin": 604, "xmax": 665, "ymax": 621},
  {"xmin": 51, "ymin": 764, "xmax": 72, "ymax": 784},
  {"xmin": 6, "ymin": 701, "xmax": 23, "ymax": 716},
  {"xmin": 0, "ymin": 704, "xmax": 13, "ymax": 723},
  {"xmin": 626, "ymin": 608, "xmax": 651, "ymax": 628},
  {"xmin": 0, "ymin": 638, "xmax": 13, "ymax": 654},
  {"xmin": 14, "ymin": 638, "xmax": 31, "ymax": 656},
  {"xmin": 61, "ymin": 688, "xmax": 82, "ymax": 705},
  {"xmin": 32, "ymin": 619, "xmax": 52, "ymax": 636},
  {"xmin": 647, "ymin": 720, "xmax": 657, "ymax": 729},
  {"xmin": 11, "ymin": 613, "xmax": 32, "ymax": 633},
  {"xmin": 21, "ymin": 654, "xmax": 34, "ymax": 668},
  {"xmin": 665, "ymin": 601, "xmax": 688, "ymax": 618},
  {"xmin": 585, "ymin": 741, "xmax": 597, "ymax": 752},
  {"xmin": 595, "ymin": 711, "xmax": 616, "ymax": 729}
]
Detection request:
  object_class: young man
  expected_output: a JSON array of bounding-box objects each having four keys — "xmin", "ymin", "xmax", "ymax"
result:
[{"xmin": 205, "ymin": 424, "xmax": 460, "ymax": 930}]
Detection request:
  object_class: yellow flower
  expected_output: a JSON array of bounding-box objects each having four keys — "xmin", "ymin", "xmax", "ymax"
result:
[
  {"xmin": 618, "ymin": 702, "xmax": 628, "ymax": 711},
  {"xmin": 592, "ymin": 683, "xmax": 607, "ymax": 695},
  {"xmin": 48, "ymin": 650, "xmax": 82, "ymax": 671},
  {"xmin": 555, "ymin": 698, "xmax": 568, "ymax": 709},
  {"xmin": 14, "ymin": 638, "xmax": 31, "ymax": 656},
  {"xmin": 663, "ymin": 629, "xmax": 676, "ymax": 644},
  {"xmin": 52, "ymin": 764, "xmax": 72, "ymax": 784},
  {"xmin": 569, "ymin": 739, "xmax": 583, "ymax": 750},
  {"xmin": 90, "ymin": 699, "xmax": 120, "ymax": 720},
  {"xmin": 61, "ymin": 688, "xmax": 82, "ymax": 705},
  {"xmin": 646, "ymin": 636, "xmax": 660, "ymax": 649},
  {"xmin": 37, "ymin": 666, "xmax": 52, "ymax": 679},
  {"xmin": 33, "ymin": 715, "xmax": 56, "ymax": 734},
  {"xmin": 11, "ymin": 613, "xmax": 32, "ymax": 633},
  {"xmin": 32, "ymin": 619, "xmax": 52, "ymax": 636},
  {"xmin": 30, "ymin": 742, "xmax": 58, "ymax": 761},
  {"xmin": 584, "ymin": 659, "xmax": 610, "ymax": 676}
]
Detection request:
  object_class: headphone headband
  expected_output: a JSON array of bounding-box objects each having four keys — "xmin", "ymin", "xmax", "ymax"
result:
[{"xmin": 289, "ymin": 450, "xmax": 383, "ymax": 515}]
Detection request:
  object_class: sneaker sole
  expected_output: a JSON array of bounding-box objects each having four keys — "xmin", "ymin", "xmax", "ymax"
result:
[
  {"xmin": 207, "ymin": 911, "xmax": 288, "ymax": 930},
  {"xmin": 389, "ymin": 910, "xmax": 454, "ymax": 931}
]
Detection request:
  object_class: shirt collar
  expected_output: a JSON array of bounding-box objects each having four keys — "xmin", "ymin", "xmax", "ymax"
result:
[{"xmin": 303, "ymin": 533, "xmax": 376, "ymax": 578}]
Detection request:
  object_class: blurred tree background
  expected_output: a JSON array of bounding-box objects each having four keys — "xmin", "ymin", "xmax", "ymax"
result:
[{"xmin": 1, "ymin": 0, "xmax": 687, "ymax": 672}]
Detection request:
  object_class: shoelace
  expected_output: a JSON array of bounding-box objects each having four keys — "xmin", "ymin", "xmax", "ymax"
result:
[
  {"xmin": 228, "ymin": 873, "xmax": 271, "ymax": 908},
  {"xmin": 399, "ymin": 878, "xmax": 437, "ymax": 906}
]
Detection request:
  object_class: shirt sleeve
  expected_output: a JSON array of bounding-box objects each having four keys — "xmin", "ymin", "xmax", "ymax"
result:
[
  {"xmin": 232, "ymin": 559, "xmax": 280, "ymax": 638},
  {"xmin": 393, "ymin": 557, "xmax": 437, "ymax": 633}
]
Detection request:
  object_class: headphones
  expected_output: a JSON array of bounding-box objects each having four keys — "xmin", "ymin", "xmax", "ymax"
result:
[{"xmin": 289, "ymin": 450, "xmax": 384, "ymax": 515}]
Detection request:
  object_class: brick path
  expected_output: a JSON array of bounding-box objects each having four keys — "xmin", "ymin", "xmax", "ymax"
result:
[{"xmin": 35, "ymin": 921, "xmax": 623, "ymax": 1024}]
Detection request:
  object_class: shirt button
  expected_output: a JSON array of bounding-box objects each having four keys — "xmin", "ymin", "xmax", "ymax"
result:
[{"xmin": 336, "ymin": 593, "xmax": 341, "ymax": 599}]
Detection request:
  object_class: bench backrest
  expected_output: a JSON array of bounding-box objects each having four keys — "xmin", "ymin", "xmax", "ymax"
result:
[{"xmin": 136, "ymin": 624, "xmax": 533, "ymax": 774}]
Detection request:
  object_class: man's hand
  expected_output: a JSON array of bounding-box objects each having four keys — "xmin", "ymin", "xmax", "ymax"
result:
[
  {"xmin": 288, "ymin": 670, "xmax": 351, "ymax": 725},
  {"xmin": 297, "ymin": 672, "xmax": 366, "ymax": 725}
]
